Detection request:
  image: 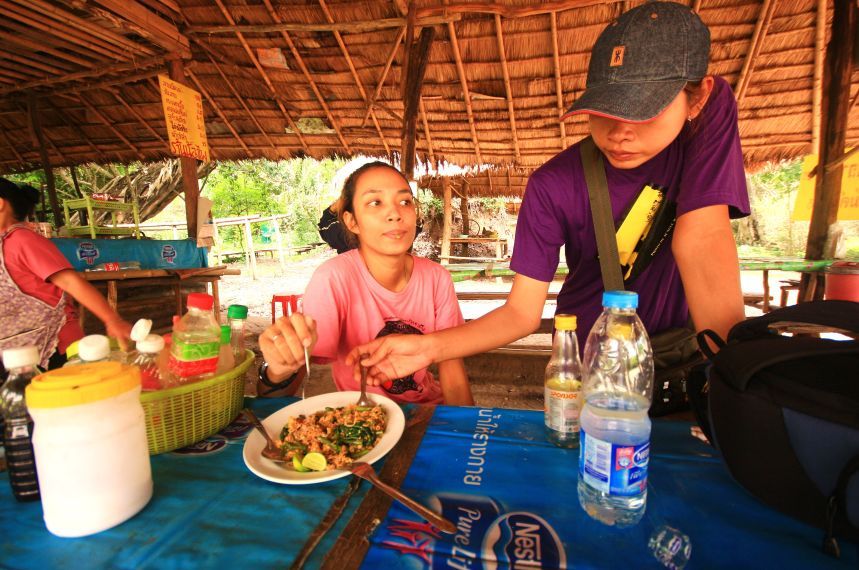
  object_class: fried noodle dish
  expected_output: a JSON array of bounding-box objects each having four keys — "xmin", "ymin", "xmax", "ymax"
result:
[{"xmin": 278, "ymin": 405, "xmax": 387, "ymax": 470}]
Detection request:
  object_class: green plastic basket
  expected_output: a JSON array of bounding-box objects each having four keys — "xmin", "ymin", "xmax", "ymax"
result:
[{"xmin": 140, "ymin": 350, "xmax": 254, "ymax": 455}]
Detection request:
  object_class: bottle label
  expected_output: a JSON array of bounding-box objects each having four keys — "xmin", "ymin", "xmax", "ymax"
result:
[
  {"xmin": 169, "ymin": 340, "xmax": 219, "ymax": 377},
  {"xmin": 579, "ymin": 430, "xmax": 649, "ymax": 496},
  {"xmin": 544, "ymin": 387, "xmax": 580, "ymax": 433}
]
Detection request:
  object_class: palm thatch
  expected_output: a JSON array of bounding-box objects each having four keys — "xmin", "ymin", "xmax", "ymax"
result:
[{"xmin": 1, "ymin": 0, "xmax": 857, "ymax": 192}]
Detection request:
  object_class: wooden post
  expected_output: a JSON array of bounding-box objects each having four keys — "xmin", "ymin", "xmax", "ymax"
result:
[
  {"xmin": 400, "ymin": 25, "xmax": 435, "ymax": 179},
  {"xmin": 26, "ymin": 97, "xmax": 63, "ymax": 225},
  {"xmin": 167, "ymin": 58, "xmax": 201, "ymax": 240},
  {"xmin": 441, "ymin": 177, "xmax": 452, "ymax": 266},
  {"xmin": 273, "ymin": 216, "xmax": 286, "ymax": 274},
  {"xmin": 211, "ymin": 219, "xmax": 222, "ymax": 265},
  {"xmin": 460, "ymin": 179, "xmax": 469, "ymax": 257},
  {"xmin": 799, "ymin": 0, "xmax": 856, "ymax": 302},
  {"xmin": 244, "ymin": 219, "xmax": 258, "ymax": 280}
]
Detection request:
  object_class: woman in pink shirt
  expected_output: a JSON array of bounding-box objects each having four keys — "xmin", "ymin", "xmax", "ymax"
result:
[
  {"xmin": 0, "ymin": 178, "xmax": 131, "ymax": 372},
  {"xmin": 257, "ymin": 162, "xmax": 473, "ymax": 405}
]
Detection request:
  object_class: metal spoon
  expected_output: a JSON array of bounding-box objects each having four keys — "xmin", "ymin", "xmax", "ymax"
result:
[
  {"xmin": 348, "ymin": 461, "xmax": 457, "ymax": 534},
  {"xmin": 356, "ymin": 353, "xmax": 374, "ymax": 407},
  {"xmin": 244, "ymin": 408, "xmax": 285, "ymax": 463}
]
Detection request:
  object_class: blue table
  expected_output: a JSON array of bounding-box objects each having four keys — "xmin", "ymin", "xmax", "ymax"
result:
[{"xmin": 1, "ymin": 399, "xmax": 856, "ymax": 569}]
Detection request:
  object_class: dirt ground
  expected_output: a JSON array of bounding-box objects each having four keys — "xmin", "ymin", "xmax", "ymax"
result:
[{"xmin": 218, "ymin": 252, "xmax": 800, "ymax": 408}]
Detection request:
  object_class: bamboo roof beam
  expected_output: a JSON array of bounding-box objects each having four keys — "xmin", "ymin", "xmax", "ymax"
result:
[
  {"xmin": 0, "ymin": 64, "xmax": 38, "ymax": 82},
  {"xmin": 734, "ymin": 0, "xmax": 777, "ymax": 104},
  {"xmin": 186, "ymin": 15, "xmax": 459, "ymax": 35},
  {"xmin": 447, "ymin": 17, "xmax": 484, "ymax": 164},
  {"xmin": 812, "ymin": 0, "xmax": 827, "ymax": 150},
  {"xmin": 692, "ymin": 0, "xmax": 703, "ymax": 12},
  {"xmin": 0, "ymin": 18, "xmax": 118, "ymax": 65},
  {"xmin": 260, "ymin": 0, "xmax": 352, "ymax": 154},
  {"xmin": 419, "ymin": 97, "xmax": 436, "ymax": 166},
  {"xmin": 45, "ymin": 99, "xmax": 109, "ymax": 162},
  {"xmin": 0, "ymin": 130, "xmax": 24, "ymax": 164},
  {"xmin": 550, "ymin": 11, "xmax": 568, "ymax": 149},
  {"xmin": 7, "ymin": 0, "xmax": 156, "ymax": 58},
  {"xmin": 362, "ymin": 26, "xmax": 406, "ymax": 128},
  {"xmin": 494, "ymin": 14, "xmax": 521, "ymax": 162},
  {"xmin": 0, "ymin": 48, "xmax": 74, "ymax": 76},
  {"xmin": 138, "ymin": 0, "xmax": 181, "ymax": 21},
  {"xmin": 212, "ymin": 0, "xmax": 308, "ymax": 153},
  {"xmin": 1, "ymin": 34, "xmax": 94, "ymax": 68},
  {"xmin": 418, "ymin": 1, "xmax": 638, "ymax": 20},
  {"xmin": 90, "ymin": 0, "xmax": 191, "ymax": 58},
  {"xmin": 402, "ymin": 26, "xmax": 435, "ymax": 178},
  {"xmin": 187, "ymin": 69, "xmax": 251, "ymax": 156},
  {"xmin": 51, "ymin": 68, "xmax": 165, "ymax": 97},
  {"xmin": 26, "ymin": 97, "xmax": 62, "ymax": 223},
  {"xmin": 317, "ymin": 0, "xmax": 392, "ymax": 156},
  {"xmin": 71, "ymin": 95, "xmax": 140, "ymax": 155},
  {"xmin": 106, "ymin": 88, "xmax": 166, "ymax": 145}
]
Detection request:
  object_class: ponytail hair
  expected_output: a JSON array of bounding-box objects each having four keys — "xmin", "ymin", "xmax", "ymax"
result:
[{"xmin": 0, "ymin": 178, "xmax": 39, "ymax": 221}]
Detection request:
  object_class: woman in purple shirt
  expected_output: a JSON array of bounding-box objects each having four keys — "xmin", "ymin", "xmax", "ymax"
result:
[{"xmin": 351, "ymin": 2, "xmax": 750, "ymax": 381}]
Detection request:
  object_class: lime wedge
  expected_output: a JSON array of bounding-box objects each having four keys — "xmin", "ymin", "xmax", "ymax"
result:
[
  {"xmin": 292, "ymin": 455, "xmax": 311, "ymax": 472},
  {"xmin": 301, "ymin": 452, "xmax": 328, "ymax": 472}
]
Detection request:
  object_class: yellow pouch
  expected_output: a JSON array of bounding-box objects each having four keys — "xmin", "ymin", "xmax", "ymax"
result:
[{"xmin": 615, "ymin": 185, "xmax": 664, "ymax": 266}]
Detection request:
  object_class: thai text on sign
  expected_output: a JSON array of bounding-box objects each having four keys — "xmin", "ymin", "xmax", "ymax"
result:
[
  {"xmin": 158, "ymin": 75, "xmax": 210, "ymax": 162},
  {"xmin": 792, "ymin": 152, "xmax": 859, "ymax": 221}
]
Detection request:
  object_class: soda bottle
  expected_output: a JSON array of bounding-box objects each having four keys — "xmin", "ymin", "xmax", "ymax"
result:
[
  {"xmin": 132, "ymin": 334, "xmax": 167, "ymax": 391},
  {"xmin": 216, "ymin": 325, "xmax": 235, "ymax": 375},
  {"xmin": 227, "ymin": 304, "xmax": 248, "ymax": 363},
  {"xmin": 169, "ymin": 293, "xmax": 221, "ymax": 383},
  {"xmin": 544, "ymin": 314, "xmax": 583, "ymax": 448},
  {"xmin": 578, "ymin": 291, "xmax": 654, "ymax": 528},
  {"xmin": 0, "ymin": 346, "xmax": 41, "ymax": 502}
]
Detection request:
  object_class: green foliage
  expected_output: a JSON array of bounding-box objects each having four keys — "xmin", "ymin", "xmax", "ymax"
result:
[
  {"xmin": 736, "ymin": 159, "xmax": 806, "ymax": 256},
  {"xmin": 416, "ymin": 188, "xmax": 442, "ymax": 222}
]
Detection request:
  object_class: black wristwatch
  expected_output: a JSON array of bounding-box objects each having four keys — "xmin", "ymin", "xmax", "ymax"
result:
[{"xmin": 258, "ymin": 362, "xmax": 300, "ymax": 395}]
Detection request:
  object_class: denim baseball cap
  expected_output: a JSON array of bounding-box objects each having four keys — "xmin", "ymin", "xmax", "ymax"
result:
[{"xmin": 563, "ymin": 1, "xmax": 710, "ymax": 123}]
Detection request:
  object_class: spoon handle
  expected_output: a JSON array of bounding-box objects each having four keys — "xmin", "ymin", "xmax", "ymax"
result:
[
  {"xmin": 243, "ymin": 408, "xmax": 278, "ymax": 449},
  {"xmin": 350, "ymin": 463, "xmax": 457, "ymax": 534}
]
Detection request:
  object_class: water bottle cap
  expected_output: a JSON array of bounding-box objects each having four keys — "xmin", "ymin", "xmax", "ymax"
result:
[
  {"xmin": 227, "ymin": 304, "xmax": 248, "ymax": 319},
  {"xmin": 136, "ymin": 334, "xmax": 165, "ymax": 354},
  {"xmin": 220, "ymin": 325, "xmax": 231, "ymax": 344},
  {"xmin": 2, "ymin": 346, "xmax": 40, "ymax": 369},
  {"xmin": 130, "ymin": 318, "xmax": 153, "ymax": 342},
  {"xmin": 554, "ymin": 314, "xmax": 577, "ymax": 331},
  {"xmin": 602, "ymin": 290, "xmax": 638, "ymax": 309},
  {"xmin": 187, "ymin": 292, "xmax": 214, "ymax": 311},
  {"xmin": 78, "ymin": 335, "xmax": 111, "ymax": 361}
]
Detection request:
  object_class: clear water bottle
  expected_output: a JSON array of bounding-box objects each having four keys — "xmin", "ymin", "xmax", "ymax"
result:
[
  {"xmin": 64, "ymin": 334, "xmax": 124, "ymax": 366},
  {"xmin": 544, "ymin": 314, "xmax": 583, "ymax": 448},
  {"xmin": 216, "ymin": 325, "xmax": 235, "ymax": 375},
  {"xmin": 169, "ymin": 293, "xmax": 221, "ymax": 383},
  {"xmin": 578, "ymin": 291, "xmax": 654, "ymax": 528},
  {"xmin": 0, "ymin": 346, "xmax": 41, "ymax": 502},
  {"xmin": 227, "ymin": 304, "xmax": 248, "ymax": 363},
  {"xmin": 132, "ymin": 334, "xmax": 167, "ymax": 391}
]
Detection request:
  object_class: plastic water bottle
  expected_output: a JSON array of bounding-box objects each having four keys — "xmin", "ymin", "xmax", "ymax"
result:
[
  {"xmin": 227, "ymin": 304, "xmax": 248, "ymax": 363},
  {"xmin": 544, "ymin": 314, "xmax": 583, "ymax": 448},
  {"xmin": 132, "ymin": 334, "xmax": 167, "ymax": 391},
  {"xmin": 64, "ymin": 334, "xmax": 125, "ymax": 366},
  {"xmin": 0, "ymin": 346, "xmax": 41, "ymax": 502},
  {"xmin": 169, "ymin": 293, "xmax": 221, "ymax": 383},
  {"xmin": 216, "ymin": 325, "xmax": 235, "ymax": 375},
  {"xmin": 578, "ymin": 291, "xmax": 654, "ymax": 527}
]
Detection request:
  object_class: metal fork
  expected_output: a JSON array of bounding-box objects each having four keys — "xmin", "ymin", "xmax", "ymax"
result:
[
  {"xmin": 356, "ymin": 354, "xmax": 374, "ymax": 407},
  {"xmin": 348, "ymin": 461, "xmax": 456, "ymax": 534}
]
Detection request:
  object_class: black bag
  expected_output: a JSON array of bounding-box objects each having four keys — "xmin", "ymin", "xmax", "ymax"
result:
[
  {"xmin": 697, "ymin": 300, "xmax": 859, "ymax": 556},
  {"xmin": 580, "ymin": 137, "xmax": 701, "ymax": 416}
]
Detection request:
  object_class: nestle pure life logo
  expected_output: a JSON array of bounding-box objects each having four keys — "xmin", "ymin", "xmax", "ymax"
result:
[
  {"xmin": 482, "ymin": 512, "xmax": 566, "ymax": 569},
  {"xmin": 76, "ymin": 242, "xmax": 99, "ymax": 265},
  {"xmin": 161, "ymin": 244, "xmax": 177, "ymax": 264}
]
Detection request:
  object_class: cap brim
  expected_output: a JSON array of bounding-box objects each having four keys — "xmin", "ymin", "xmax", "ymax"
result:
[{"xmin": 561, "ymin": 79, "xmax": 687, "ymax": 123}]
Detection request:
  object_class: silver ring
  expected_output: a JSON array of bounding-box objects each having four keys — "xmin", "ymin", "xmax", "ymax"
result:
[{"xmin": 271, "ymin": 334, "xmax": 281, "ymax": 342}]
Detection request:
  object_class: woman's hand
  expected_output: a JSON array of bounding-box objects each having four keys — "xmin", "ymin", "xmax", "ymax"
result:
[
  {"xmin": 259, "ymin": 313, "xmax": 317, "ymax": 382},
  {"xmin": 346, "ymin": 334, "xmax": 436, "ymax": 386},
  {"xmin": 105, "ymin": 317, "xmax": 132, "ymax": 351}
]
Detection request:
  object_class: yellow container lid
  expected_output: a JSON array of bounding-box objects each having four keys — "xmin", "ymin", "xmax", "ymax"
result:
[
  {"xmin": 26, "ymin": 362, "xmax": 141, "ymax": 409},
  {"xmin": 554, "ymin": 314, "xmax": 577, "ymax": 331}
]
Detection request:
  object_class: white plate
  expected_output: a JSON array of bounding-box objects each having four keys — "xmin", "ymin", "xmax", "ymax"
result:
[{"xmin": 242, "ymin": 391, "xmax": 405, "ymax": 485}]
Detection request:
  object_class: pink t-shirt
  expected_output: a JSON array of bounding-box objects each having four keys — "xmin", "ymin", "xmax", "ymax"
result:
[
  {"xmin": 3, "ymin": 228, "xmax": 83, "ymax": 354},
  {"xmin": 302, "ymin": 250, "xmax": 464, "ymax": 404}
]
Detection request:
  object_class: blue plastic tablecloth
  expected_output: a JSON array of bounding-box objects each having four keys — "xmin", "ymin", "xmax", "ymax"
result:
[
  {"xmin": 1, "ymin": 401, "xmax": 856, "ymax": 569},
  {"xmin": 51, "ymin": 238, "xmax": 208, "ymax": 271}
]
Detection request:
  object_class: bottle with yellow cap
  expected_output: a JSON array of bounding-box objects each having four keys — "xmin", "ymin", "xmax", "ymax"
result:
[
  {"xmin": 544, "ymin": 314, "xmax": 584, "ymax": 448},
  {"xmin": 25, "ymin": 362, "xmax": 152, "ymax": 537}
]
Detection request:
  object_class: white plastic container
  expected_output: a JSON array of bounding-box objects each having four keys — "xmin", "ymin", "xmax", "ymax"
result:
[{"xmin": 25, "ymin": 362, "xmax": 153, "ymax": 537}]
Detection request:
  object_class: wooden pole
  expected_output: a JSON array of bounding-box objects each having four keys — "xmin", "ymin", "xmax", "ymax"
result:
[
  {"xmin": 244, "ymin": 219, "xmax": 258, "ymax": 280},
  {"xmin": 26, "ymin": 97, "xmax": 62, "ymax": 225},
  {"xmin": 401, "ymin": 26, "xmax": 436, "ymax": 180},
  {"xmin": 460, "ymin": 179, "xmax": 469, "ymax": 256},
  {"xmin": 167, "ymin": 58, "xmax": 202, "ymax": 240},
  {"xmin": 550, "ymin": 11, "xmax": 568, "ymax": 149},
  {"xmin": 441, "ymin": 177, "xmax": 452, "ymax": 266},
  {"xmin": 212, "ymin": 219, "xmax": 222, "ymax": 265},
  {"xmin": 811, "ymin": 0, "xmax": 827, "ymax": 150},
  {"xmin": 799, "ymin": 0, "xmax": 856, "ymax": 302},
  {"xmin": 273, "ymin": 217, "xmax": 286, "ymax": 274}
]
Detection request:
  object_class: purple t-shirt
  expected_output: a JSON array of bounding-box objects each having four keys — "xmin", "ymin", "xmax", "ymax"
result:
[{"xmin": 511, "ymin": 76, "xmax": 750, "ymax": 345}]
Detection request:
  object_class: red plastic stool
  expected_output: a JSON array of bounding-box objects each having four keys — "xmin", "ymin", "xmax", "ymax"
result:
[{"xmin": 271, "ymin": 294, "xmax": 302, "ymax": 323}]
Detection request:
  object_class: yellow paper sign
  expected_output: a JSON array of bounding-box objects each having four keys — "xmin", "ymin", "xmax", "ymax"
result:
[
  {"xmin": 158, "ymin": 75, "xmax": 210, "ymax": 161},
  {"xmin": 792, "ymin": 152, "xmax": 859, "ymax": 221}
]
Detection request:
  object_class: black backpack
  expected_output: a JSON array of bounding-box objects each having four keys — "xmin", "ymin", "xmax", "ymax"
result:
[{"xmin": 696, "ymin": 301, "xmax": 859, "ymax": 557}]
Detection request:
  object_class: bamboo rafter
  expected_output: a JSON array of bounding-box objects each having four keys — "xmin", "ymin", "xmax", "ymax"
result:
[
  {"xmin": 186, "ymin": 14, "xmax": 460, "ymax": 35},
  {"xmin": 494, "ymin": 14, "xmax": 521, "ymax": 162},
  {"xmin": 317, "ymin": 0, "xmax": 392, "ymax": 156},
  {"xmin": 70, "ymin": 95, "xmax": 140, "ymax": 155},
  {"xmin": 260, "ymin": 0, "xmax": 352, "ymax": 154},
  {"xmin": 45, "ymin": 99, "xmax": 109, "ymax": 162},
  {"xmin": 0, "ymin": 35, "xmax": 91, "ymax": 69},
  {"xmin": 550, "ymin": 11, "xmax": 568, "ymax": 150},
  {"xmin": 105, "ymin": 88, "xmax": 166, "ymax": 145},
  {"xmin": 419, "ymin": 97, "xmax": 436, "ymax": 166},
  {"xmin": 362, "ymin": 26, "xmax": 406, "ymax": 128},
  {"xmin": 186, "ymin": 69, "xmax": 251, "ymax": 155},
  {"xmin": 0, "ymin": 20, "xmax": 97, "ymax": 68},
  {"xmin": 1, "ymin": 129, "xmax": 24, "ymax": 164},
  {"xmin": 735, "ymin": 0, "xmax": 777, "ymax": 104},
  {"xmin": 447, "ymin": 17, "xmax": 484, "ymax": 164},
  {"xmin": 418, "ymin": 0, "xmax": 621, "ymax": 19},
  {"xmin": 90, "ymin": 0, "xmax": 191, "ymax": 58}
]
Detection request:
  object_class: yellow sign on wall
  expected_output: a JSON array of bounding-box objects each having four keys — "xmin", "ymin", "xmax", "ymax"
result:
[
  {"xmin": 792, "ymin": 152, "xmax": 859, "ymax": 221},
  {"xmin": 158, "ymin": 75, "xmax": 210, "ymax": 162}
]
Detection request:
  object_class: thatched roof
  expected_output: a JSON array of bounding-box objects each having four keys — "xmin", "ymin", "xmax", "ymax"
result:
[
  {"xmin": 1, "ymin": 0, "xmax": 857, "ymax": 181},
  {"xmin": 419, "ymin": 166, "xmax": 531, "ymax": 197}
]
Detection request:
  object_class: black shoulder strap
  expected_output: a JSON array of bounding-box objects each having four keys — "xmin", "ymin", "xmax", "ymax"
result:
[
  {"xmin": 727, "ymin": 300, "xmax": 859, "ymax": 341},
  {"xmin": 580, "ymin": 137, "xmax": 624, "ymax": 292}
]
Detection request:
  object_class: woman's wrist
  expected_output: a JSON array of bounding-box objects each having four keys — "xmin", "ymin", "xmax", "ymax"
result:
[{"xmin": 263, "ymin": 361, "xmax": 301, "ymax": 383}]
